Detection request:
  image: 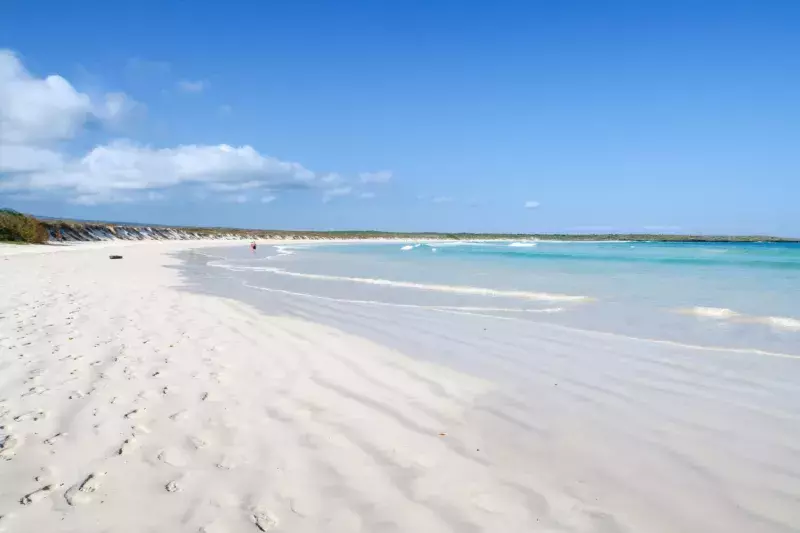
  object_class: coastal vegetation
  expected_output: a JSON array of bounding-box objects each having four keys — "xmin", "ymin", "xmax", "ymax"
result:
[
  {"xmin": 0, "ymin": 209, "xmax": 48, "ymax": 243},
  {"xmin": 3, "ymin": 210, "xmax": 798, "ymax": 243}
]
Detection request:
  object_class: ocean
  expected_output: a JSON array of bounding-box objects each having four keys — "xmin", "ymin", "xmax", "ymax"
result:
[{"xmin": 197, "ymin": 240, "xmax": 800, "ymax": 357}]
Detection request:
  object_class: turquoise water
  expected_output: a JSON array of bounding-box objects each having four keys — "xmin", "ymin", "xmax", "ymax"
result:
[{"xmin": 209, "ymin": 240, "xmax": 800, "ymax": 355}]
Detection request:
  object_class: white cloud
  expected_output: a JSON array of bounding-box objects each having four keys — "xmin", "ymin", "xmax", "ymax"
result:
[
  {"xmin": 207, "ymin": 180, "xmax": 265, "ymax": 192},
  {"xmin": 0, "ymin": 51, "xmax": 360, "ymax": 206},
  {"xmin": 0, "ymin": 144, "xmax": 65, "ymax": 173},
  {"xmin": 260, "ymin": 195, "xmax": 277, "ymax": 204},
  {"xmin": 177, "ymin": 80, "xmax": 206, "ymax": 93},
  {"xmin": 359, "ymin": 192, "xmax": 376, "ymax": 199},
  {"xmin": 2, "ymin": 140, "xmax": 318, "ymax": 203},
  {"xmin": 0, "ymin": 50, "xmax": 94, "ymax": 143},
  {"xmin": 0, "ymin": 50, "xmax": 137, "ymax": 144},
  {"xmin": 359, "ymin": 170, "xmax": 392, "ymax": 183},
  {"xmin": 524, "ymin": 200, "xmax": 540, "ymax": 209},
  {"xmin": 322, "ymin": 186, "xmax": 352, "ymax": 203}
]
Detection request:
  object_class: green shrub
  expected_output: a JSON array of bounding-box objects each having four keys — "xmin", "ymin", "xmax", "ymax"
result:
[{"xmin": 0, "ymin": 209, "xmax": 48, "ymax": 243}]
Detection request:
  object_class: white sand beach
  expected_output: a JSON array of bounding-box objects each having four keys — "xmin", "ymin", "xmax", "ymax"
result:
[
  {"xmin": 0, "ymin": 242, "xmax": 496, "ymax": 532},
  {"xmin": 1, "ymin": 241, "xmax": 799, "ymax": 532}
]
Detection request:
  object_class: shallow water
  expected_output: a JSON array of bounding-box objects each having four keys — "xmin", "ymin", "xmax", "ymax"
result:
[
  {"xmin": 199, "ymin": 240, "xmax": 800, "ymax": 356},
  {"xmin": 178, "ymin": 242, "xmax": 800, "ymax": 533}
]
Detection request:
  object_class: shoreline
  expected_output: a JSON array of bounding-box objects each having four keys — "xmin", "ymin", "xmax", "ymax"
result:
[
  {"xmin": 5, "ymin": 209, "xmax": 798, "ymax": 244},
  {"xmin": 2, "ymin": 241, "xmax": 799, "ymax": 532}
]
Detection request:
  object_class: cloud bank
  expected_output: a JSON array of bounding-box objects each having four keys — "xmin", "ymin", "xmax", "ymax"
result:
[{"xmin": 0, "ymin": 49, "xmax": 366, "ymax": 205}]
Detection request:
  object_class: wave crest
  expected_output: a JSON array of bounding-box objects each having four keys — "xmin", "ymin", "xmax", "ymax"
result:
[
  {"xmin": 679, "ymin": 307, "xmax": 739, "ymax": 319},
  {"xmin": 677, "ymin": 307, "xmax": 800, "ymax": 330}
]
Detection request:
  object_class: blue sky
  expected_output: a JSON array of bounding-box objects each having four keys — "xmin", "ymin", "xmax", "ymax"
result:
[{"xmin": 1, "ymin": 1, "xmax": 799, "ymax": 235}]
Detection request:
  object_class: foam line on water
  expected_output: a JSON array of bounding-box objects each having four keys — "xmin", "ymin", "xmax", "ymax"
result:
[
  {"xmin": 274, "ymin": 245, "xmax": 295, "ymax": 256},
  {"xmin": 678, "ymin": 307, "xmax": 739, "ymax": 319},
  {"xmin": 240, "ymin": 281, "xmax": 800, "ymax": 360},
  {"xmin": 213, "ymin": 264, "xmax": 592, "ymax": 302},
  {"xmin": 756, "ymin": 316, "xmax": 800, "ymax": 330},
  {"xmin": 676, "ymin": 307, "xmax": 800, "ymax": 331},
  {"xmin": 242, "ymin": 282, "xmax": 565, "ymax": 314}
]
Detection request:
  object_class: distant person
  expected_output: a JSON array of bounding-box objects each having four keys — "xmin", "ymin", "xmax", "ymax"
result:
[{"xmin": 250, "ymin": 241, "xmax": 257, "ymax": 252}]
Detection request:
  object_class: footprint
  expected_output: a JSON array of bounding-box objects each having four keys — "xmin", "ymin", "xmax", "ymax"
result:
[
  {"xmin": 34, "ymin": 466, "xmax": 56, "ymax": 483},
  {"xmin": 64, "ymin": 472, "xmax": 105, "ymax": 505},
  {"xmin": 168, "ymin": 410, "xmax": 188, "ymax": 422},
  {"xmin": 157, "ymin": 448, "xmax": 187, "ymax": 467},
  {"xmin": 13, "ymin": 410, "xmax": 46, "ymax": 422},
  {"xmin": 123, "ymin": 408, "xmax": 145, "ymax": 419},
  {"xmin": 215, "ymin": 457, "xmax": 235, "ymax": 470},
  {"xmin": 118, "ymin": 436, "xmax": 137, "ymax": 455},
  {"xmin": 0, "ymin": 433, "xmax": 20, "ymax": 459},
  {"xmin": 43, "ymin": 432, "xmax": 67, "ymax": 445},
  {"xmin": 251, "ymin": 510, "xmax": 279, "ymax": 531},
  {"xmin": 20, "ymin": 484, "xmax": 57, "ymax": 505}
]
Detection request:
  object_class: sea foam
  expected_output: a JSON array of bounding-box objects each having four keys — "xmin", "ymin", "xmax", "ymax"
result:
[
  {"xmin": 677, "ymin": 307, "xmax": 800, "ymax": 331},
  {"xmin": 213, "ymin": 264, "xmax": 591, "ymax": 302},
  {"xmin": 680, "ymin": 307, "xmax": 739, "ymax": 319}
]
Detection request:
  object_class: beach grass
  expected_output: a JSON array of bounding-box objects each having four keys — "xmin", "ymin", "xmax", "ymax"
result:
[{"xmin": 0, "ymin": 208, "xmax": 48, "ymax": 244}]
